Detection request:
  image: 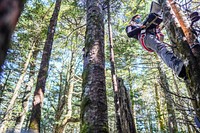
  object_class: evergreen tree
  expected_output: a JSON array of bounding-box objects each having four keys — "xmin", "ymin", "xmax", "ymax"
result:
[
  {"xmin": 29, "ymin": 0, "xmax": 62, "ymax": 132},
  {"xmin": 80, "ymin": 0, "xmax": 108, "ymax": 132}
]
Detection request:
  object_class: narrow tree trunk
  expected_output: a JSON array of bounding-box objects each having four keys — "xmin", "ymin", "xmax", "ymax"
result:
[
  {"xmin": 0, "ymin": 69, "xmax": 12, "ymax": 104},
  {"xmin": 116, "ymin": 78, "xmax": 136, "ymax": 133},
  {"xmin": 54, "ymin": 48, "xmax": 77, "ymax": 133},
  {"xmin": 12, "ymin": 6, "xmax": 52, "ymax": 130},
  {"xmin": 154, "ymin": 83, "xmax": 165, "ymax": 132},
  {"xmin": 54, "ymin": 72, "xmax": 66, "ymax": 129},
  {"xmin": 80, "ymin": 0, "xmax": 108, "ymax": 132},
  {"xmin": 13, "ymin": 49, "xmax": 38, "ymax": 133},
  {"xmin": 28, "ymin": 0, "xmax": 62, "ymax": 132},
  {"xmin": 54, "ymin": 81, "xmax": 75, "ymax": 133},
  {"xmin": 107, "ymin": 0, "xmax": 121, "ymax": 132},
  {"xmin": 143, "ymin": 107, "xmax": 149, "ymax": 132},
  {"xmin": 107, "ymin": 0, "xmax": 117, "ymax": 95},
  {"xmin": 0, "ymin": 45, "xmax": 35, "ymax": 133},
  {"xmin": 159, "ymin": 0, "xmax": 200, "ymax": 121},
  {"xmin": 148, "ymin": 112, "xmax": 153, "ymax": 133},
  {"xmin": 0, "ymin": 0, "xmax": 25, "ymax": 70},
  {"xmin": 13, "ymin": 76, "xmax": 34, "ymax": 133},
  {"xmin": 158, "ymin": 65, "xmax": 178, "ymax": 133},
  {"xmin": 107, "ymin": 1, "xmax": 136, "ymax": 132},
  {"xmin": 128, "ymin": 68, "xmax": 137, "ymax": 132},
  {"xmin": 172, "ymin": 74, "xmax": 194, "ymax": 133}
]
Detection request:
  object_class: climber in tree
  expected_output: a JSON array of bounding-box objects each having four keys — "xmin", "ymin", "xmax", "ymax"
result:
[{"xmin": 126, "ymin": 13, "xmax": 187, "ymax": 79}]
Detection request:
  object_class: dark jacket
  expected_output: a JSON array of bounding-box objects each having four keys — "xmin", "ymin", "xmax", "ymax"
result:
[
  {"xmin": 126, "ymin": 24, "xmax": 142, "ymax": 40},
  {"xmin": 126, "ymin": 13, "xmax": 162, "ymax": 39}
]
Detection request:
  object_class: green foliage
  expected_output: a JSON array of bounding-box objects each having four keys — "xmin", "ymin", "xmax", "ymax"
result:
[{"xmin": 0, "ymin": 0, "xmax": 197, "ymax": 132}]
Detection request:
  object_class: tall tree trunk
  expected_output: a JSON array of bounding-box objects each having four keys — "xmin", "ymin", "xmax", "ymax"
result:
[
  {"xmin": 148, "ymin": 112, "xmax": 153, "ymax": 133},
  {"xmin": 128, "ymin": 68, "xmax": 137, "ymax": 132},
  {"xmin": 13, "ymin": 48, "xmax": 38, "ymax": 133},
  {"xmin": 0, "ymin": 45, "xmax": 35, "ymax": 133},
  {"xmin": 116, "ymin": 78, "xmax": 136, "ymax": 133},
  {"xmin": 154, "ymin": 83, "xmax": 165, "ymax": 132},
  {"xmin": 159, "ymin": 0, "xmax": 200, "ymax": 121},
  {"xmin": 158, "ymin": 65, "xmax": 178, "ymax": 133},
  {"xmin": 28, "ymin": 0, "xmax": 62, "ymax": 132},
  {"xmin": 107, "ymin": 0, "xmax": 117, "ymax": 97},
  {"xmin": 107, "ymin": 1, "xmax": 136, "ymax": 132},
  {"xmin": 107, "ymin": 0, "xmax": 121, "ymax": 132},
  {"xmin": 167, "ymin": 0, "xmax": 200, "ymax": 59},
  {"xmin": 13, "ymin": 74, "xmax": 34, "ymax": 133},
  {"xmin": 80, "ymin": 0, "xmax": 108, "ymax": 132},
  {"xmin": 0, "ymin": 0, "xmax": 25, "ymax": 70}
]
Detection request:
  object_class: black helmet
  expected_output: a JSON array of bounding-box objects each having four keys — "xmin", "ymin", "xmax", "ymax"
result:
[{"xmin": 131, "ymin": 14, "xmax": 140, "ymax": 21}]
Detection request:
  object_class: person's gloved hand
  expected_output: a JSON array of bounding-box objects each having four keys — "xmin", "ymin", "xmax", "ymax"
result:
[{"xmin": 140, "ymin": 25, "xmax": 146, "ymax": 29}]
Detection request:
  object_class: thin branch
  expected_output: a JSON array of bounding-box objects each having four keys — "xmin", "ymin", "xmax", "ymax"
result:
[
  {"xmin": 67, "ymin": 24, "xmax": 86, "ymax": 38},
  {"xmin": 166, "ymin": 89, "xmax": 195, "ymax": 100}
]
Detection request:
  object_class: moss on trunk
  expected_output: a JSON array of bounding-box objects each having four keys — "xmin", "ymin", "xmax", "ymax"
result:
[{"xmin": 80, "ymin": 0, "xmax": 108, "ymax": 132}]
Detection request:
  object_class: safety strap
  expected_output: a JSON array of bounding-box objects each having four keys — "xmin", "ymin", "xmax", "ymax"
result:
[
  {"xmin": 139, "ymin": 33, "xmax": 154, "ymax": 52},
  {"xmin": 156, "ymin": 32, "xmax": 164, "ymax": 42},
  {"xmin": 144, "ymin": 13, "xmax": 162, "ymax": 29}
]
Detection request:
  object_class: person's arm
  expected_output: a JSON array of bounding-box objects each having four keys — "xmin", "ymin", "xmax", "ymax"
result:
[
  {"xmin": 156, "ymin": 26, "xmax": 164, "ymax": 42},
  {"xmin": 126, "ymin": 24, "xmax": 146, "ymax": 38}
]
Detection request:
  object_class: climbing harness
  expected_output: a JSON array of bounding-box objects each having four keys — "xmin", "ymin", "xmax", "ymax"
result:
[
  {"xmin": 139, "ymin": 29, "xmax": 154, "ymax": 52},
  {"xmin": 138, "ymin": 11, "xmax": 163, "ymax": 52},
  {"xmin": 138, "ymin": 28, "xmax": 172, "ymax": 52}
]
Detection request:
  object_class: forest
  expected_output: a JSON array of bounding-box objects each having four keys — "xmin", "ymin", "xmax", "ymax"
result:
[{"xmin": 0, "ymin": 0, "xmax": 200, "ymax": 133}]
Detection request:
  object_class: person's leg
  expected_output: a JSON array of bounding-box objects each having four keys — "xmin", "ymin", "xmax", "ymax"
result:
[{"xmin": 142, "ymin": 33, "xmax": 186, "ymax": 78}]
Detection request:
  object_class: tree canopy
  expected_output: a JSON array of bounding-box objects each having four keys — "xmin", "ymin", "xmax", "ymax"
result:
[{"xmin": 0, "ymin": 0, "xmax": 199, "ymax": 132}]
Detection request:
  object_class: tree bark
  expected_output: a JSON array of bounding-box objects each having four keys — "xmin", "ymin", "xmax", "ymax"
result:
[
  {"xmin": 172, "ymin": 74, "xmax": 196, "ymax": 133},
  {"xmin": 0, "ymin": 69, "xmax": 12, "ymax": 104},
  {"xmin": 13, "ymin": 48, "xmax": 38, "ymax": 133},
  {"xmin": 0, "ymin": 0, "xmax": 25, "ymax": 70},
  {"xmin": 13, "ymin": 74, "xmax": 34, "ymax": 133},
  {"xmin": 116, "ymin": 78, "xmax": 137, "ymax": 133},
  {"xmin": 80, "ymin": 0, "xmax": 108, "ymax": 132},
  {"xmin": 127, "ymin": 68, "xmax": 137, "ymax": 132},
  {"xmin": 154, "ymin": 83, "xmax": 165, "ymax": 132},
  {"xmin": 28, "ymin": 0, "xmax": 62, "ymax": 132},
  {"xmin": 107, "ymin": 0, "xmax": 122, "ymax": 132},
  {"xmin": 53, "ymin": 47, "xmax": 77, "ymax": 133},
  {"xmin": 148, "ymin": 111, "xmax": 153, "ymax": 133},
  {"xmin": 158, "ymin": 65, "xmax": 178, "ymax": 132},
  {"xmin": 167, "ymin": 0, "xmax": 200, "ymax": 60},
  {"xmin": 0, "ymin": 45, "xmax": 35, "ymax": 133},
  {"xmin": 107, "ymin": 0, "xmax": 136, "ymax": 132},
  {"xmin": 159, "ymin": 0, "xmax": 200, "ymax": 123}
]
